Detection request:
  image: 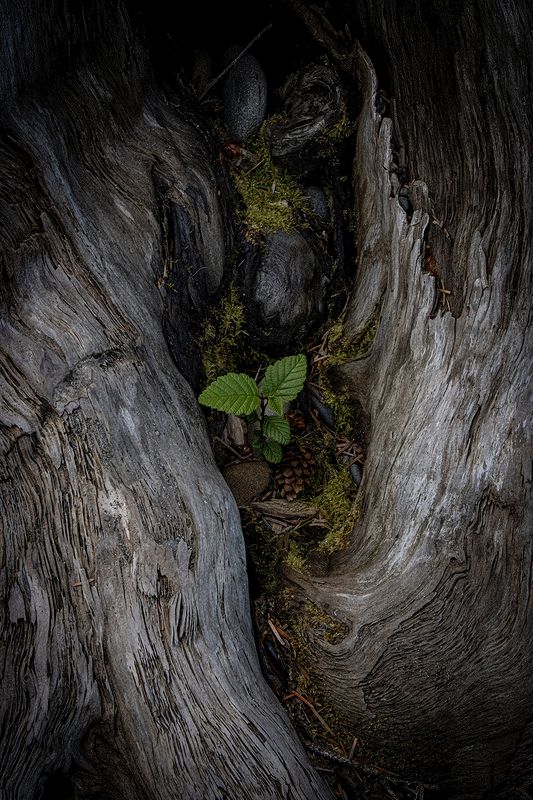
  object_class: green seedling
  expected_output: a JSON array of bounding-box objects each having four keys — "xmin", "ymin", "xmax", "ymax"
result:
[{"xmin": 199, "ymin": 354, "xmax": 307, "ymax": 463}]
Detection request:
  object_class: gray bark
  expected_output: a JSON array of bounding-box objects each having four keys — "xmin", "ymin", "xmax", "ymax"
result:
[
  {"xmin": 0, "ymin": 2, "xmax": 331, "ymax": 798},
  {"xmin": 2, "ymin": 0, "xmax": 532, "ymax": 798},
  {"xmin": 287, "ymin": 2, "xmax": 533, "ymax": 797}
]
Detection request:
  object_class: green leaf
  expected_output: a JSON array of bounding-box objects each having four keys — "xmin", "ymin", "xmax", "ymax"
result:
[
  {"xmin": 267, "ymin": 396, "xmax": 284, "ymax": 416},
  {"xmin": 262, "ymin": 415, "xmax": 291, "ymax": 445},
  {"xmin": 262, "ymin": 439, "xmax": 283, "ymax": 463},
  {"xmin": 262, "ymin": 354, "xmax": 307, "ymax": 405},
  {"xmin": 198, "ymin": 372, "xmax": 259, "ymax": 416}
]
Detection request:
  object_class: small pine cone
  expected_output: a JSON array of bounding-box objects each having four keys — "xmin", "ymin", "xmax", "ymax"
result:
[{"xmin": 274, "ymin": 442, "xmax": 316, "ymax": 500}]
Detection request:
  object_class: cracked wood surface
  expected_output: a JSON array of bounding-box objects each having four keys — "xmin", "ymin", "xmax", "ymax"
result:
[
  {"xmin": 286, "ymin": 4, "xmax": 533, "ymax": 797},
  {"xmin": 0, "ymin": 3, "xmax": 331, "ymax": 798},
  {"xmin": 1, "ymin": 1, "xmax": 532, "ymax": 798}
]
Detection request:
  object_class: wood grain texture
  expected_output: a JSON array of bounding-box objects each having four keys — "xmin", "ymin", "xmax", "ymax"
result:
[
  {"xmin": 287, "ymin": 3, "xmax": 533, "ymax": 796},
  {"xmin": 0, "ymin": 3, "xmax": 331, "ymax": 798}
]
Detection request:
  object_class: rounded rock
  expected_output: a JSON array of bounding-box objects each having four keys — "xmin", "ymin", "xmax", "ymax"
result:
[
  {"xmin": 305, "ymin": 185, "xmax": 329, "ymax": 220},
  {"xmin": 350, "ymin": 463, "xmax": 363, "ymax": 487},
  {"xmin": 222, "ymin": 46, "xmax": 268, "ymax": 142},
  {"xmin": 251, "ymin": 230, "xmax": 325, "ymax": 343},
  {"xmin": 223, "ymin": 460, "xmax": 271, "ymax": 507}
]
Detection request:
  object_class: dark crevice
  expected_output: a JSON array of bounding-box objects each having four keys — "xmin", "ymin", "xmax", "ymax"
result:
[
  {"xmin": 41, "ymin": 770, "xmax": 76, "ymax": 800},
  {"xmin": 143, "ymin": 0, "xmax": 360, "ymax": 381}
]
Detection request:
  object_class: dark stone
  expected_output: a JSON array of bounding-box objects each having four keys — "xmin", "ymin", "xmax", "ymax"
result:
[
  {"xmin": 305, "ymin": 185, "xmax": 329, "ymax": 220},
  {"xmin": 223, "ymin": 460, "xmax": 271, "ymax": 507},
  {"xmin": 248, "ymin": 230, "xmax": 326, "ymax": 347},
  {"xmin": 306, "ymin": 386, "xmax": 335, "ymax": 429},
  {"xmin": 222, "ymin": 46, "xmax": 267, "ymax": 142},
  {"xmin": 349, "ymin": 463, "xmax": 363, "ymax": 487}
]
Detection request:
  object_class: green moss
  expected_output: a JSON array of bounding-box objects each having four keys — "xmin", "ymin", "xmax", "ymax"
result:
[
  {"xmin": 234, "ymin": 128, "xmax": 307, "ymax": 234},
  {"xmin": 316, "ymin": 376, "xmax": 355, "ymax": 436},
  {"xmin": 326, "ymin": 319, "xmax": 345, "ymax": 349},
  {"xmin": 327, "ymin": 312, "xmax": 380, "ymax": 367},
  {"xmin": 315, "ymin": 467, "xmax": 353, "ymax": 528},
  {"xmin": 318, "ymin": 494, "xmax": 362, "ymax": 556},
  {"xmin": 290, "ymin": 423, "xmax": 363, "ymax": 557},
  {"xmin": 302, "ymin": 602, "xmax": 349, "ymax": 644},
  {"xmin": 309, "ymin": 466, "xmax": 362, "ymax": 556},
  {"xmin": 303, "ymin": 311, "xmax": 380, "ymax": 437},
  {"xmin": 316, "ymin": 102, "xmax": 354, "ymax": 157},
  {"xmin": 201, "ymin": 284, "xmax": 246, "ymax": 382},
  {"xmin": 285, "ymin": 540, "xmax": 309, "ymax": 574},
  {"xmin": 313, "ymin": 467, "xmax": 353, "ymax": 552}
]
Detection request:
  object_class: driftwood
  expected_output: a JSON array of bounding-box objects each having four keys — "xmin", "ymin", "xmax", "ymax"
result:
[
  {"xmin": 0, "ymin": 3, "xmax": 330, "ymax": 798},
  {"xmin": 1, "ymin": 0, "xmax": 532, "ymax": 798},
  {"xmin": 285, "ymin": 2, "xmax": 533, "ymax": 797}
]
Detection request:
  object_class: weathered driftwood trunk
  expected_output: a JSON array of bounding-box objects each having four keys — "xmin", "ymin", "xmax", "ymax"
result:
[
  {"xmin": 288, "ymin": 1, "xmax": 533, "ymax": 797},
  {"xmin": 1, "ymin": 0, "xmax": 532, "ymax": 798},
  {"xmin": 0, "ymin": 3, "xmax": 331, "ymax": 798}
]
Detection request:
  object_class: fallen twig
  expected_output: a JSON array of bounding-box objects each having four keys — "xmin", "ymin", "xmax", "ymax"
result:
[
  {"xmin": 284, "ymin": 690, "xmax": 335, "ymax": 736},
  {"xmin": 348, "ymin": 736, "xmax": 358, "ymax": 761},
  {"xmin": 199, "ymin": 24, "xmax": 273, "ymax": 100},
  {"xmin": 213, "ymin": 436, "xmax": 253, "ymax": 462},
  {"xmin": 242, "ymin": 157, "xmax": 265, "ymax": 176},
  {"xmin": 267, "ymin": 618, "xmax": 292, "ymax": 648},
  {"xmin": 304, "ymin": 743, "xmax": 438, "ymax": 791}
]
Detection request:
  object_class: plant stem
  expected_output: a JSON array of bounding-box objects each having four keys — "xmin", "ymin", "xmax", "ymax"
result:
[{"xmin": 259, "ymin": 394, "xmax": 267, "ymax": 444}]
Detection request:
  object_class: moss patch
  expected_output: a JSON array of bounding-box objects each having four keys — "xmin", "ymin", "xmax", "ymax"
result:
[
  {"xmin": 316, "ymin": 102, "xmax": 354, "ymax": 158},
  {"xmin": 234, "ymin": 128, "xmax": 308, "ymax": 235},
  {"xmin": 312, "ymin": 467, "xmax": 361, "ymax": 555},
  {"xmin": 326, "ymin": 312, "xmax": 380, "ymax": 366},
  {"xmin": 313, "ymin": 467, "xmax": 353, "ymax": 528},
  {"xmin": 316, "ymin": 376, "xmax": 355, "ymax": 436},
  {"xmin": 285, "ymin": 540, "xmax": 309, "ymax": 575},
  {"xmin": 283, "ymin": 425, "xmax": 363, "ymax": 558},
  {"xmin": 309, "ymin": 311, "xmax": 380, "ymax": 435},
  {"xmin": 201, "ymin": 284, "xmax": 247, "ymax": 382}
]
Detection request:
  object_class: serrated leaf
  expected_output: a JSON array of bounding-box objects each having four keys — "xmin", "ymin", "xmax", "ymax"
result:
[
  {"xmin": 262, "ymin": 354, "xmax": 307, "ymax": 404},
  {"xmin": 262, "ymin": 415, "xmax": 291, "ymax": 445},
  {"xmin": 262, "ymin": 439, "xmax": 283, "ymax": 463},
  {"xmin": 267, "ymin": 396, "xmax": 284, "ymax": 416},
  {"xmin": 198, "ymin": 372, "xmax": 259, "ymax": 416}
]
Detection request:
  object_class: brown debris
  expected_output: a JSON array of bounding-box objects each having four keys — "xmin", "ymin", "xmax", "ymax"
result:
[
  {"xmin": 252, "ymin": 498, "xmax": 321, "ymax": 523},
  {"xmin": 273, "ymin": 442, "xmax": 316, "ymax": 501}
]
